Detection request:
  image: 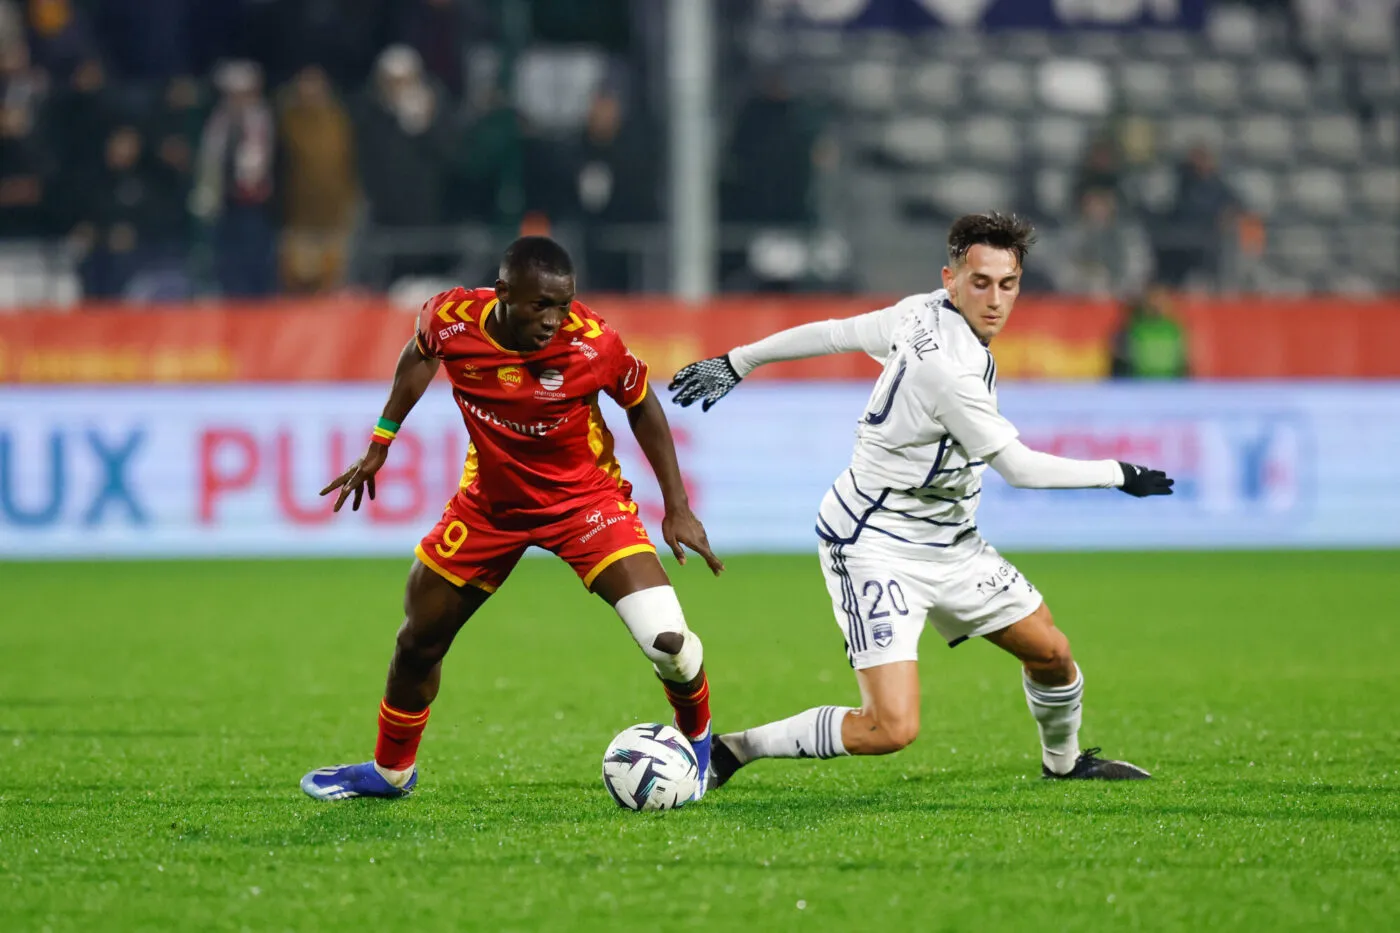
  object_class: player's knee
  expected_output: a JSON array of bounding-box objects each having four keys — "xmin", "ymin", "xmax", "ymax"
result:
[
  {"xmin": 1023, "ymin": 631, "xmax": 1074, "ymax": 678},
  {"xmin": 393, "ymin": 622, "xmax": 449, "ymax": 670},
  {"xmin": 615, "ymin": 586, "xmax": 704, "ymax": 682},
  {"xmin": 651, "ymin": 631, "xmax": 685, "ymax": 656}
]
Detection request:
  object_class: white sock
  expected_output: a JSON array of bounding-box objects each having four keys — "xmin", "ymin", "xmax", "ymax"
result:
[
  {"xmin": 373, "ymin": 762, "xmax": 415, "ymax": 788},
  {"xmin": 1023, "ymin": 666, "xmax": 1083, "ymax": 775},
  {"xmin": 723, "ymin": 706, "xmax": 853, "ymax": 763}
]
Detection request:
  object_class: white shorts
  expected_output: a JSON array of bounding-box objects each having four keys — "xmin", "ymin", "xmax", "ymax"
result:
[{"xmin": 818, "ymin": 537, "xmax": 1043, "ymax": 670}]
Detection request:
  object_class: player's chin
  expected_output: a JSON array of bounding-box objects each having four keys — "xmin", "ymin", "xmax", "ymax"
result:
[{"xmin": 530, "ymin": 331, "xmax": 557, "ymax": 349}]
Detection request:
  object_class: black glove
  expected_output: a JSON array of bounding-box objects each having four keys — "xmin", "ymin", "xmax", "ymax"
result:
[
  {"xmin": 668, "ymin": 354, "xmax": 742, "ymax": 411},
  {"xmin": 1118, "ymin": 462, "xmax": 1175, "ymax": 497}
]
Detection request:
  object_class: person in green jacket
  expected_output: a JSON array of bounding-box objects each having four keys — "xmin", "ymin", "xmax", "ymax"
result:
[{"xmin": 1110, "ymin": 286, "xmax": 1190, "ymax": 379}]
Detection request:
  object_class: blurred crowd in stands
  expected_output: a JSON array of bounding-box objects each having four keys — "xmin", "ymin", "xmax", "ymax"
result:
[{"xmin": 0, "ymin": 0, "xmax": 1392, "ymax": 305}]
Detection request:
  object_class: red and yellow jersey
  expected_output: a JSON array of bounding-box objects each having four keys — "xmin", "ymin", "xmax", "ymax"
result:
[{"xmin": 415, "ymin": 287, "xmax": 650, "ymax": 513}]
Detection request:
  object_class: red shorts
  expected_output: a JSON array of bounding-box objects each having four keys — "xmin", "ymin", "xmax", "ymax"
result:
[{"xmin": 414, "ymin": 487, "xmax": 656, "ymax": 593}]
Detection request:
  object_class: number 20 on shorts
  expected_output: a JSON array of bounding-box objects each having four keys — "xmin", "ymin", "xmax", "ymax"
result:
[
  {"xmin": 862, "ymin": 579, "xmax": 909, "ymax": 620},
  {"xmin": 435, "ymin": 520, "xmax": 470, "ymax": 559}
]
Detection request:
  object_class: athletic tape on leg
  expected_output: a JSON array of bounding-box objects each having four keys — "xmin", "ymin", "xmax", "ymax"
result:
[{"xmin": 613, "ymin": 585, "xmax": 703, "ymax": 682}]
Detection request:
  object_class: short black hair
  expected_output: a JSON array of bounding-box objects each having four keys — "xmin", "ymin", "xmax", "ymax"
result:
[
  {"xmin": 500, "ymin": 236, "xmax": 574, "ymax": 282},
  {"xmin": 946, "ymin": 212, "xmax": 1037, "ymax": 268}
]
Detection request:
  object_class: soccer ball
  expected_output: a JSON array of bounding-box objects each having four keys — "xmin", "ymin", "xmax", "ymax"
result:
[{"xmin": 601, "ymin": 722, "xmax": 700, "ymax": 811}]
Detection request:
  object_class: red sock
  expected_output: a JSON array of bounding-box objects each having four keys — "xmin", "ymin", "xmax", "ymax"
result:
[
  {"xmin": 662, "ymin": 674, "xmax": 711, "ymax": 740},
  {"xmin": 375, "ymin": 699, "xmax": 430, "ymax": 771}
]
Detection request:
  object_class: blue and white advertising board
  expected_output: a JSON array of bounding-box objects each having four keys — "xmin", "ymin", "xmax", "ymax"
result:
[{"xmin": 1, "ymin": 382, "xmax": 1397, "ymax": 558}]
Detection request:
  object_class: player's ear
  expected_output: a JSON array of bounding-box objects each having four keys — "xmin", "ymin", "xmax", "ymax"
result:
[
  {"xmin": 494, "ymin": 278, "xmax": 509, "ymax": 303},
  {"xmin": 941, "ymin": 265, "xmax": 954, "ymax": 293}
]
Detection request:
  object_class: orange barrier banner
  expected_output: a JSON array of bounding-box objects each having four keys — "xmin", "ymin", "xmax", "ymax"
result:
[{"xmin": 2, "ymin": 295, "xmax": 1398, "ymax": 383}]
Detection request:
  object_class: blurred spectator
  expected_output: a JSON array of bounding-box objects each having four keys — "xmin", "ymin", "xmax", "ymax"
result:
[
  {"xmin": 276, "ymin": 64, "xmax": 357, "ymax": 294},
  {"xmin": 69, "ymin": 124, "xmax": 185, "ymax": 298},
  {"xmin": 721, "ymin": 70, "xmax": 819, "ymax": 226},
  {"xmin": 1157, "ymin": 145, "xmax": 1240, "ymax": 289},
  {"xmin": 192, "ymin": 60, "xmax": 277, "ymax": 297},
  {"xmin": 43, "ymin": 56, "xmax": 113, "ymax": 229},
  {"xmin": 0, "ymin": 92, "xmax": 51, "ymax": 237},
  {"xmin": 1072, "ymin": 136, "xmax": 1122, "ymax": 205},
  {"xmin": 354, "ymin": 45, "xmax": 456, "ymax": 282},
  {"xmin": 25, "ymin": 0, "xmax": 95, "ymax": 80},
  {"xmin": 1054, "ymin": 188, "xmax": 1155, "ymax": 298},
  {"xmin": 146, "ymin": 75, "xmax": 206, "ymax": 221},
  {"xmin": 567, "ymin": 86, "xmax": 660, "ymax": 290},
  {"xmin": 399, "ymin": 0, "xmax": 465, "ymax": 99},
  {"xmin": 1110, "ymin": 287, "xmax": 1190, "ymax": 380},
  {"xmin": 0, "ymin": 1, "xmax": 20, "ymax": 50}
]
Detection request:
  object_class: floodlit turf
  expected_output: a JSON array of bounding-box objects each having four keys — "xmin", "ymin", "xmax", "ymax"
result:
[{"xmin": 2, "ymin": 552, "xmax": 1398, "ymax": 932}]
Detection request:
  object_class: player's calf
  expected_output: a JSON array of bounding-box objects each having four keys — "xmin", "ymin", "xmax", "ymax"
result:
[{"xmin": 612, "ymin": 584, "xmax": 713, "ymax": 796}]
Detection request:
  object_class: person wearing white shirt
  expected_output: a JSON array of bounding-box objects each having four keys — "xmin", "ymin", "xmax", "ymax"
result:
[{"xmin": 669, "ymin": 213, "xmax": 1174, "ymax": 786}]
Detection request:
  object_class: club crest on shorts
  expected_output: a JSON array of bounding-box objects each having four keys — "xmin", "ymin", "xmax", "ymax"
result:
[{"xmin": 872, "ymin": 621, "xmax": 895, "ymax": 648}]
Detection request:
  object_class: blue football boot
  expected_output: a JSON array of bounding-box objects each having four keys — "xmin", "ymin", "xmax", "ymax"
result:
[
  {"xmin": 300, "ymin": 762, "xmax": 417, "ymax": 800},
  {"xmin": 687, "ymin": 726, "xmax": 711, "ymax": 801}
]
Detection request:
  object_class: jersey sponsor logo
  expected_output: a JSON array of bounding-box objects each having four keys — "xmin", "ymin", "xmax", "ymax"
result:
[
  {"xmin": 437, "ymin": 322, "xmax": 468, "ymax": 341},
  {"xmin": 534, "ymin": 367, "xmax": 567, "ymax": 400},
  {"xmin": 570, "ymin": 338, "xmax": 598, "ymax": 360},
  {"xmin": 577, "ymin": 507, "xmax": 637, "ymax": 544},
  {"xmin": 459, "ymin": 363, "xmax": 482, "ymax": 380},
  {"xmin": 496, "ymin": 365, "xmax": 525, "ymax": 391},
  {"xmin": 458, "ymin": 396, "xmax": 571, "ymax": 437},
  {"xmin": 871, "ymin": 621, "xmax": 894, "ymax": 649}
]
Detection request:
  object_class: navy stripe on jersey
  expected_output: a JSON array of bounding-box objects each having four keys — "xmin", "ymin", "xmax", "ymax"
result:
[
  {"xmin": 982, "ymin": 352, "xmax": 993, "ymax": 391},
  {"xmin": 863, "ymin": 358, "xmax": 908, "ymax": 426},
  {"xmin": 862, "ymin": 521, "xmax": 978, "ymax": 549}
]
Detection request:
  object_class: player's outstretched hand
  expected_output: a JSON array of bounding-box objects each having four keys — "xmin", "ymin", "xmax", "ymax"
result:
[
  {"xmin": 662, "ymin": 505, "xmax": 725, "ymax": 576},
  {"xmin": 1118, "ymin": 462, "xmax": 1175, "ymax": 498},
  {"xmin": 321, "ymin": 444, "xmax": 389, "ymax": 512},
  {"xmin": 668, "ymin": 355, "xmax": 742, "ymax": 412}
]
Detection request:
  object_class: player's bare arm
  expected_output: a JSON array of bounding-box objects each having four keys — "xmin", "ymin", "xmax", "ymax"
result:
[
  {"xmin": 321, "ymin": 337, "xmax": 440, "ymax": 512},
  {"xmin": 627, "ymin": 389, "xmax": 724, "ymax": 575}
]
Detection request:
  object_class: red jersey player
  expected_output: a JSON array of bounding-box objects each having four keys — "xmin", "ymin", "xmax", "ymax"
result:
[{"xmin": 301, "ymin": 236, "xmax": 724, "ymax": 801}]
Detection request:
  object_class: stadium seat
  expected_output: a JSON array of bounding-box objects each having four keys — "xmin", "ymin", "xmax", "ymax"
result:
[
  {"xmin": 1038, "ymin": 59, "xmax": 1112, "ymax": 115},
  {"xmin": 1269, "ymin": 224, "xmax": 1332, "ymax": 275},
  {"xmin": 915, "ymin": 170, "xmax": 1014, "ymax": 217},
  {"xmin": 959, "ymin": 116, "xmax": 1021, "ymax": 166},
  {"xmin": 1234, "ymin": 114, "xmax": 1295, "ymax": 165},
  {"xmin": 1357, "ymin": 61, "xmax": 1400, "ymax": 106},
  {"xmin": 1251, "ymin": 60, "xmax": 1312, "ymax": 111},
  {"xmin": 1117, "ymin": 62, "xmax": 1176, "ymax": 113},
  {"xmin": 1136, "ymin": 30, "xmax": 1198, "ymax": 59},
  {"xmin": 847, "ymin": 60, "xmax": 898, "ymax": 113},
  {"xmin": 1205, "ymin": 4, "xmax": 1266, "ymax": 56},
  {"xmin": 1030, "ymin": 115, "xmax": 1090, "ymax": 166},
  {"xmin": 1285, "ymin": 168, "xmax": 1349, "ymax": 218},
  {"xmin": 1162, "ymin": 114, "xmax": 1229, "ymax": 157},
  {"xmin": 1355, "ymin": 168, "xmax": 1400, "ymax": 218},
  {"xmin": 1189, "ymin": 61, "xmax": 1244, "ymax": 111},
  {"xmin": 975, "ymin": 62, "xmax": 1033, "ymax": 113},
  {"xmin": 1302, "ymin": 114, "xmax": 1364, "ymax": 164},
  {"xmin": 1034, "ymin": 168, "xmax": 1073, "ymax": 217},
  {"xmin": 1230, "ymin": 168, "xmax": 1279, "ymax": 217},
  {"xmin": 882, "ymin": 117, "xmax": 950, "ymax": 167},
  {"xmin": 904, "ymin": 60, "xmax": 961, "ymax": 111}
]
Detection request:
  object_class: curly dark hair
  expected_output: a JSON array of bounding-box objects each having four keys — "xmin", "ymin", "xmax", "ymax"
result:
[{"xmin": 946, "ymin": 212, "xmax": 1037, "ymax": 268}]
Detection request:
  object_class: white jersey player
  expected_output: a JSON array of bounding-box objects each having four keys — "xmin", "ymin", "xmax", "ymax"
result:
[{"xmin": 669, "ymin": 213, "xmax": 1173, "ymax": 784}]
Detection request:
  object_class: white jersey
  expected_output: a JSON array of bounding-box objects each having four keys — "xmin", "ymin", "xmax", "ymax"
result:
[{"xmin": 813, "ymin": 290, "xmax": 1018, "ymax": 558}]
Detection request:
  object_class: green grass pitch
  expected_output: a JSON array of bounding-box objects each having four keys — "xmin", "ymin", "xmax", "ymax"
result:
[{"xmin": 2, "ymin": 551, "xmax": 1398, "ymax": 932}]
